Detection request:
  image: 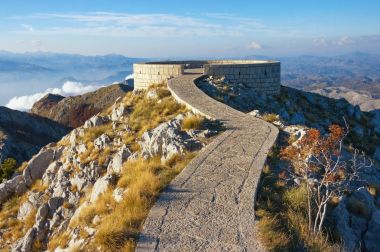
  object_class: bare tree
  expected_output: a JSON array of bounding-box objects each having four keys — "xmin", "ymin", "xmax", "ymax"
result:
[{"xmin": 281, "ymin": 124, "xmax": 372, "ymax": 234}]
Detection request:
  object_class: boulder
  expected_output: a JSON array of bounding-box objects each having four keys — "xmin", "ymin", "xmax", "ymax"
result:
[
  {"xmin": 0, "ymin": 175, "xmax": 27, "ymax": 205},
  {"xmin": 84, "ymin": 115, "xmax": 108, "ymax": 128},
  {"xmin": 17, "ymin": 201, "xmax": 34, "ymax": 221},
  {"xmin": 94, "ymin": 134, "xmax": 111, "ymax": 150},
  {"xmin": 111, "ymin": 101, "xmax": 127, "ymax": 121},
  {"xmin": 364, "ymin": 211, "xmax": 380, "ymax": 251},
  {"xmin": 107, "ymin": 145, "xmax": 132, "ymax": 174},
  {"xmin": 113, "ymin": 187, "xmax": 126, "ymax": 203},
  {"xmin": 90, "ymin": 174, "xmax": 116, "ymax": 203},
  {"xmin": 140, "ymin": 115, "xmax": 202, "ymax": 161},
  {"xmin": 23, "ymin": 146, "xmax": 63, "ymax": 187},
  {"xmin": 374, "ymin": 148, "xmax": 380, "ymax": 162}
]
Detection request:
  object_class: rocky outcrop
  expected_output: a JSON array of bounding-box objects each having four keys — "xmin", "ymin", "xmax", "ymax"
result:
[
  {"xmin": 333, "ymin": 187, "xmax": 380, "ymax": 252},
  {"xmin": 31, "ymin": 84, "xmax": 132, "ymax": 128},
  {"xmin": 0, "ymin": 106, "xmax": 69, "ymax": 163},
  {"xmin": 0, "ymin": 144, "xmax": 63, "ymax": 205},
  {"xmin": 140, "ymin": 114, "xmax": 202, "ymax": 161},
  {"xmin": 0, "ymin": 86, "xmax": 215, "ymax": 251}
]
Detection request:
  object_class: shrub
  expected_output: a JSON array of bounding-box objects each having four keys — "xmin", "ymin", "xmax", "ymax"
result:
[
  {"xmin": 181, "ymin": 115, "xmax": 204, "ymax": 130},
  {"xmin": 0, "ymin": 158, "xmax": 17, "ymax": 180},
  {"xmin": 262, "ymin": 113, "xmax": 278, "ymax": 123}
]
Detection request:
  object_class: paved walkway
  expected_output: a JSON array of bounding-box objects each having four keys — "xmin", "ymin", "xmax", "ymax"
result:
[{"xmin": 136, "ymin": 72, "xmax": 278, "ymax": 252}]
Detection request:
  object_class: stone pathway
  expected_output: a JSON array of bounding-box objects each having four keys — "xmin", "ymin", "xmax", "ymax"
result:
[{"xmin": 136, "ymin": 72, "xmax": 278, "ymax": 252}]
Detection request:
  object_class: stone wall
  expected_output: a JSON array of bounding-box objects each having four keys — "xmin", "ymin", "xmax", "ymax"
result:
[
  {"xmin": 204, "ymin": 61, "xmax": 281, "ymax": 95},
  {"xmin": 133, "ymin": 60, "xmax": 281, "ymax": 95},
  {"xmin": 133, "ymin": 63, "xmax": 184, "ymax": 89}
]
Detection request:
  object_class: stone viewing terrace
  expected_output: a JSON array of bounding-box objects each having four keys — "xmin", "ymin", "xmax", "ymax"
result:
[{"xmin": 133, "ymin": 60, "xmax": 281, "ymax": 94}]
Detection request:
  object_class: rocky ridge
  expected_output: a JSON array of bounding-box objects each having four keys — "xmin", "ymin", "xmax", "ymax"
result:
[
  {"xmin": 0, "ymin": 85, "xmax": 219, "ymax": 251},
  {"xmin": 198, "ymin": 76, "xmax": 380, "ymax": 251},
  {"xmin": 0, "ymin": 106, "xmax": 70, "ymax": 163},
  {"xmin": 31, "ymin": 84, "xmax": 132, "ymax": 128}
]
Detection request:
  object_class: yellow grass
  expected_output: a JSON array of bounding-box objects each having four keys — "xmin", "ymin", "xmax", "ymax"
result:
[{"xmin": 181, "ymin": 115, "xmax": 205, "ymax": 130}]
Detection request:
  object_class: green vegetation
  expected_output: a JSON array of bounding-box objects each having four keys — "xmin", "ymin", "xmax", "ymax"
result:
[{"xmin": 0, "ymin": 158, "xmax": 17, "ymax": 180}]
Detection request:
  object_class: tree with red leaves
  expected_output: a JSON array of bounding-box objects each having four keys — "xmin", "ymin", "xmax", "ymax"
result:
[{"xmin": 281, "ymin": 124, "xmax": 372, "ymax": 234}]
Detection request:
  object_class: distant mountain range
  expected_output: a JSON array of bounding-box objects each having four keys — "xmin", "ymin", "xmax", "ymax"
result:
[
  {"xmin": 0, "ymin": 51, "xmax": 145, "ymax": 105},
  {"xmin": 1, "ymin": 51, "xmax": 380, "ymax": 111}
]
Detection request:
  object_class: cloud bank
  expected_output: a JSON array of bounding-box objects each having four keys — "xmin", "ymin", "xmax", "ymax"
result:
[{"xmin": 6, "ymin": 81, "xmax": 100, "ymax": 111}]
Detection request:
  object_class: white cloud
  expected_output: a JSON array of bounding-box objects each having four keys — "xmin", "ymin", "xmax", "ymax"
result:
[
  {"xmin": 125, "ymin": 73, "xmax": 134, "ymax": 80},
  {"xmin": 313, "ymin": 36, "xmax": 357, "ymax": 47},
  {"xmin": 246, "ymin": 41, "xmax": 262, "ymax": 50},
  {"xmin": 334, "ymin": 36, "xmax": 355, "ymax": 46},
  {"xmin": 12, "ymin": 12, "xmax": 296, "ymax": 38},
  {"xmin": 6, "ymin": 81, "xmax": 100, "ymax": 111},
  {"xmin": 16, "ymin": 39, "xmax": 42, "ymax": 47},
  {"xmin": 20, "ymin": 24, "xmax": 34, "ymax": 32}
]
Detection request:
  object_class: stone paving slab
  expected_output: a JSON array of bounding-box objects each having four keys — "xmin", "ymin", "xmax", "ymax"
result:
[{"xmin": 136, "ymin": 72, "xmax": 278, "ymax": 252}]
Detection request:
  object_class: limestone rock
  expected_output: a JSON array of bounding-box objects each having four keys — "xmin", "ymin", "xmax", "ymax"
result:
[
  {"xmin": 23, "ymin": 146, "xmax": 63, "ymax": 187},
  {"xmin": 94, "ymin": 134, "xmax": 111, "ymax": 150},
  {"xmin": 364, "ymin": 211, "xmax": 380, "ymax": 251},
  {"xmin": 90, "ymin": 174, "xmax": 116, "ymax": 203},
  {"xmin": 140, "ymin": 115, "xmax": 202, "ymax": 161},
  {"xmin": 111, "ymin": 99, "xmax": 127, "ymax": 121},
  {"xmin": 107, "ymin": 145, "xmax": 132, "ymax": 174},
  {"xmin": 84, "ymin": 115, "xmax": 108, "ymax": 128},
  {"xmin": 0, "ymin": 175, "xmax": 27, "ymax": 205}
]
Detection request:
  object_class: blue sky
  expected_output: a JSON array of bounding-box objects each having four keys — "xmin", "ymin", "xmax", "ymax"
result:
[{"xmin": 1, "ymin": 0, "xmax": 380, "ymax": 57}]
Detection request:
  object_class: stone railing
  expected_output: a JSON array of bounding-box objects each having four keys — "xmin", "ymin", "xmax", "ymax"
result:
[{"xmin": 133, "ymin": 60, "xmax": 281, "ymax": 94}]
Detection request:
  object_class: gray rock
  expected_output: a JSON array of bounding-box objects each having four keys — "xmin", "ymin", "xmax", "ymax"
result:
[
  {"xmin": 17, "ymin": 201, "xmax": 34, "ymax": 221},
  {"xmin": 113, "ymin": 187, "xmax": 126, "ymax": 203},
  {"xmin": 90, "ymin": 174, "xmax": 116, "ymax": 203},
  {"xmin": 107, "ymin": 145, "xmax": 132, "ymax": 174},
  {"xmin": 374, "ymin": 148, "xmax": 380, "ymax": 162},
  {"xmin": 0, "ymin": 175, "xmax": 27, "ymax": 205},
  {"xmin": 146, "ymin": 89, "xmax": 159, "ymax": 100},
  {"xmin": 94, "ymin": 134, "xmax": 111, "ymax": 149},
  {"xmin": 139, "ymin": 115, "xmax": 202, "ymax": 161},
  {"xmin": 48, "ymin": 197, "xmax": 63, "ymax": 212},
  {"xmin": 111, "ymin": 101, "xmax": 127, "ymax": 121},
  {"xmin": 333, "ymin": 197, "xmax": 367, "ymax": 252},
  {"xmin": 23, "ymin": 146, "xmax": 63, "ymax": 187},
  {"xmin": 364, "ymin": 211, "xmax": 380, "ymax": 251},
  {"xmin": 36, "ymin": 203, "xmax": 49, "ymax": 222},
  {"xmin": 84, "ymin": 115, "xmax": 109, "ymax": 128},
  {"xmin": 12, "ymin": 227, "xmax": 36, "ymax": 252}
]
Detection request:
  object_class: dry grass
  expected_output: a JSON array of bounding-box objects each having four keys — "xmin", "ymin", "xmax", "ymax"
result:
[
  {"xmin": 30, "ymin": 179, "xmax": 47, "ymax": 192},
  {"xmin": 70, "ymin": 152, "xmax": 196, "ymax": 251},
  {"xmin": 0, "ymin": 194, "xmax": 35, "ymax": 249},
  {"xmin": 128, "ymin": 85, "xmax": 187, "ymax": 136},
  {"xmin": 81, "ymin": 124, "xmax": 112, "ymax": 144},
  {"xmin": 48, "ymin": 232, "xmax": 70, "ymax": 251},
  {"xmin": 256, "ymin": 161, "xmax": 338, "ymax": 251},
  {"xmin": 181, "ymin": 115, "xmax": 205, "ymax": 130},
  {"xmin": 262, "ymin": 113, "xmax": 279, "ymax": 123}
]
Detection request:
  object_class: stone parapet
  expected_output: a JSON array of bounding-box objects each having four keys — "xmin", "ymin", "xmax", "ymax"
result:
[{"xmin": 133, "ymin": 60, "xmax": 281, "ymax": 95}]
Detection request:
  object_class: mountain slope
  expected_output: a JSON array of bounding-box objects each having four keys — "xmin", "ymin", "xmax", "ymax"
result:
[
  {"xmin": 0, "ymin": 106, "xmax": 70, "ymax": 163},
  {"xmin": 31, "ymin": 84, "xmax": 132, "ymax": 128}
]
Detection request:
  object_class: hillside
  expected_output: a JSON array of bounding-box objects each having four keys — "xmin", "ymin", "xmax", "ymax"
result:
[
  {"xmin": 0, "ymin": 106, "xmax": 70, "ymax": 163},
  {"xmin": 197, "ymin": 76, "xmax": 380, "ymax": 251},
  {"xmin": 310, "ymin": 86, "xmax": 380, "ymax": 111},
  {"xmin": 0, "ymin": 84, "xmax": 221, "ymax": 251},
  {"xmin": 31, "ymin": 84, "xmax": 132, "ymax": 128}
]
